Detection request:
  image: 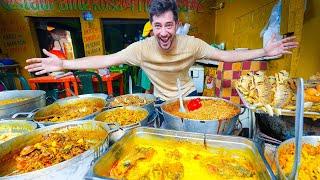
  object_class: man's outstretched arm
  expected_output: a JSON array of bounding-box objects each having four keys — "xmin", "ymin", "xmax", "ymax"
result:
[
  {"xmin": 25, "ymin": 49, "xmax": 126, "ymax": 75},
  {"xmin": 209, "ymin": 35, "xmax": 298, "ymax": 62}
]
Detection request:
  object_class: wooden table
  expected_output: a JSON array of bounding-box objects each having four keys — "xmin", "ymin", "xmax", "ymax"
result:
[{"xmin": 28, "ymin": 72, "xmax": 124, "ymax": 97}]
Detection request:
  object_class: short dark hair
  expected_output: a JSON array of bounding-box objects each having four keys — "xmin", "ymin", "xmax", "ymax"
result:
[{"xmin": 149, "ymin": 0, "xmax": 178, "ymax": 23}]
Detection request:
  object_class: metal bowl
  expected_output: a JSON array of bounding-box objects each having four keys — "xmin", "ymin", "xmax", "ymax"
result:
[
  {"xmin": 0, "ymin": 90, "xmax": 46, "ymax": 119},
  {"xmin": 0, "ymin": 120, "xmax": 38, "ymax": 144},
  {"xmin": 95, "ymin": 106, "xmax": 149, "ymax": 144},
  {"xmin": 0, "ymin": 121, "xmax": 112, "ymax": 179},
  {"xmin": 94, "ymin": 106, "xmax": 149, "ymax": 128},
  {"xmin": 109, "ymin": 93, "xmax": 156, "ymax": 116},
  {"xmin": 32, "ymin": 94, "xmax": 108, "ymax": 126},
  {"xmin": 160, "ymin": 96, "xmax": 241, "ymax": 135},
  {"xmin": 275, "ymin": 136, "xmax": 320, "ymax": 179}
]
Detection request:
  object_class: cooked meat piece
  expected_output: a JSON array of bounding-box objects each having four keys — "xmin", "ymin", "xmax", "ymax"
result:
[
  {"xmin": 14, "ymin": 131, "xmax": 96, "ymax": 174},
  {"xmin": 165, "ymin": 149, "xmax": 182, "ymax": 160},
  {"xmin": 110, "ymin": 147, "xmax": 155, "ymax": 178},
  {"xmin": 147, "ymin": 163, "xmax": 164, "ymax": 180},
  {"xmin": 163, "ymin": 162, "xmax": 184, "ymax": 180},
  {"xmin": 20, "ymin": 145, "xmax": 36, "ymax": 156}
]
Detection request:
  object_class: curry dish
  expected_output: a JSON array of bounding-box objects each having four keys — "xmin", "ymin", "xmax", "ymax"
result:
[
  {"xmin": 95, "ymin": 136, "xmax": 265, "ymax": 180},
  {"xmin": 111, "ymin": 95, "xmax": 153, "ymax": 107},
  {"xmin": 95, "ymin": 108, "xmax": 148, "ymax": 126},
  {"xmin": 34, "ymin": 98, "xmax": 105, "ymax": 122},
  {"xmin": 162, "ymin": 99, "xmax": 240, "ymax": 120},
  {"xmin": 278, "ymin": 143, "xmax": 320, "ymax": 179},
  {"xmin": 0, "ymin": 125, "xmax": 107, "ymax": 176},
  {"xmin": 0, "ymin": 98, "xmax": 30, "ymax": 106}
]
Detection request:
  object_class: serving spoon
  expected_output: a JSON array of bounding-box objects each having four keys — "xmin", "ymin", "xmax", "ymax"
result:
[{"xmin": 177, "ymin": 78, "xmax": 186, "ymax": 113}]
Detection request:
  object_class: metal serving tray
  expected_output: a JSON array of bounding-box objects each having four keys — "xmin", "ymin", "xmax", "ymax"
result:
[
  {"xmin": 236, "ymin": 88, "xmax": 320, "ymax": 120},
  {"xmin": 0, "ymin": 121, "xmax": 114, "ymax": 180},
  {"xmin": 85, "ymin": 127, "xmax": 273, "ymax": 180}
]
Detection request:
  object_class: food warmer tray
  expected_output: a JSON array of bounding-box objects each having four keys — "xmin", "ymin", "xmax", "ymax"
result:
[
  {"xmin": 85, "ymin": 127, "xmax": 275, "ymax": 180},
  {"xmin": 236, "ymin": 88, "xmax": 320, "ymax": 120},
  {"xmin": 0, "ymin": 121, "xmax": 117, "ymax": 180}
]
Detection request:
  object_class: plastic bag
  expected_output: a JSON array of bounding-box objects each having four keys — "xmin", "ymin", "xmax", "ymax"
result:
[
  {"xmin": 176, "ymin": 23, "xmax": 190, "ymax": 35},
  {"xmin": 260, "ymin": 0, "xmax": 282, "ymax": 48}
]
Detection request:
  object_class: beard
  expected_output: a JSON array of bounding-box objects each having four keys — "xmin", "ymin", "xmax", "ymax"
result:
[{"xmin": 156, "ymin": 35, "xmax": 175, "ymax": 51}]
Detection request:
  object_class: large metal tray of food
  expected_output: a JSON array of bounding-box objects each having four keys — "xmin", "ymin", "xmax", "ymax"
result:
[
  {"xmin": 85, "ymin": 127, "xmax": 273, "ymax": 179},
  {"xmin": 235, "ymin": 71, "xmax": 320, "ymax": 119},
  {"xmin": 236, "ymin": 88, "xmax": 320, "ymax": 119},
  {"xmin": 0, "ymin": 121, "xmax": 112, "ymax": 179},
  {"xmin": 0, "ymin": 90, "xmax": 46, "ymax": 119},
  {"xmin": 14, "ymin": 94, "xmax": 108, "ymax": 126}
]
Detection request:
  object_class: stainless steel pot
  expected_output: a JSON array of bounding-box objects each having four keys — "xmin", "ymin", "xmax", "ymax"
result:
[
  {"xmin": 0, "ymin": 90, "xmax": 46, "ymax": 119},
  {"xmin": 95, "ymin": 106, "xmax": 150, "ymax": 144},
  {"xmin": 109, "ymin": 93, "xmax": 156, "ymax": 116},
  {"xmin": 94, "ymin": 106, "xmax": 149, "ymax": 127},
  {"xmin": 160, "ymin": 96, "xmax": 241, "ymax": 135},
  {"xmin": 0, "ymin": 120, "xmax": 114, "ymax": 180},
  {"xmin": 107, "ymin": 109, "xmax": 159, "ymax": 144},
  {"xmin": 0, "ymin": 120, "xmax": 38, "ymax": 144},
  {"xmin": 14, "ymin": 93, "xmax": 108, "ymax": 126}
]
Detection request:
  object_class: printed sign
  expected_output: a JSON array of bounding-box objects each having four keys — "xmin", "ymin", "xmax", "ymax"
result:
[
  {"xmin": 0, "ymin": 0, "xmax": 207, "ymax": 13},
  {"xmin": 81, "ymin": 18, "xmax": 104, "ymax": 56}
]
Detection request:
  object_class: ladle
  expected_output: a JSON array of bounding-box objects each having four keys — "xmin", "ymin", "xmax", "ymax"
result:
[{"xmin": 177, "ymin": 78, "xmax": 186, "ymax": 113}]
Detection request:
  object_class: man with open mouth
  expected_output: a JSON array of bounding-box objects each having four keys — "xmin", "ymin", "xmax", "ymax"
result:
[{"xmin": 25, "ymin": 0, "xmax": 298, "ymax": 101}]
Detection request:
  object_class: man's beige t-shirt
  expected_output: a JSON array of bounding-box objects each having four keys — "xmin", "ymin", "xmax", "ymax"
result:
[{"xmin": 115, "ymin": 35, "xmax": 214, "ymax": 100}]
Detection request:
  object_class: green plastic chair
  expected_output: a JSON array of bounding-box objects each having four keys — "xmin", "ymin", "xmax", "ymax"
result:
[
  {"xmin": 109, "ymin": 65, "xmax": 130, "ymax": 94},
  {"xmin": 0, "ymin": 72, "xmax": 31, "ymax": 90},
  {"xmin": 45, "ymin": 89, "xmax": 60, "ymax": 104},
  {"xmin": 131, "ymin": 69, "xmax": 146, "ymax": 93},
  {"xmin": 73, "ymin": 71, "xmax": 104, "ymax": 94}
]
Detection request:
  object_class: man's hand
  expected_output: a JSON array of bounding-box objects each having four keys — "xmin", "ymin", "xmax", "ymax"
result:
[
  {"xmin": 264, "ymin": 34, "xmax": 299, "ymax": 57},
  {"xmin": 25, "ymin": 49, "xmax": 64, "ymax": 75}
]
